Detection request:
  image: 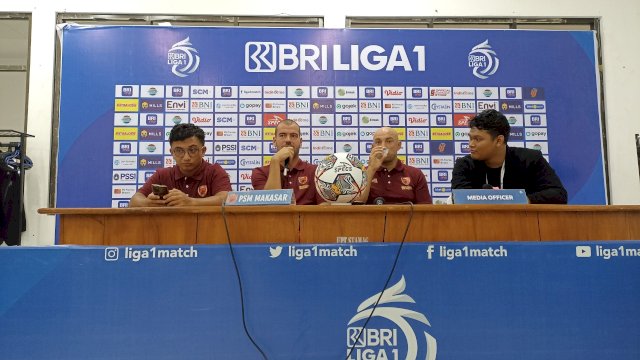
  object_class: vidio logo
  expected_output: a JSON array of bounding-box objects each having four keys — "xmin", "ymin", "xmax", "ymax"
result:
[{"xmin": 347, "ymin": 276, "xmax": 437, "ymax": 360}]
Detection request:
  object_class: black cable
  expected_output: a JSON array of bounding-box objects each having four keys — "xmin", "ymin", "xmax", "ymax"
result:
[
  {"xmin": 345, "ymin": 202, "xmax": 414, "ymax": 360},
  {"xmin": 221, "ymin": 202, "xmax": 269, "ymax": 360}
]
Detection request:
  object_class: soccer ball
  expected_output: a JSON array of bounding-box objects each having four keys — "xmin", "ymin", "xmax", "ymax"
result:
[{"xmin": 314, "ymin": 152, "xmax": 367, "ymax": 203}]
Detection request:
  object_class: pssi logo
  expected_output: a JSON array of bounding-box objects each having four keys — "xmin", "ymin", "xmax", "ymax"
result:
[
  {"xmin": 347, "ymin": 276, "xmax": 437, "ymax": 360},
  {"xmin": 167, "ymin": 37, "xmax": 200, "ymax": 78},
  {"xmin": 468, "ymin": 39, "xmax": 499, "ymax": 79}
]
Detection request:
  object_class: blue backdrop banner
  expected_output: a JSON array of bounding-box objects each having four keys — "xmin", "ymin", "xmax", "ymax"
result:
[
  {"xmin": 1, "ymin": 242, "xmax": 638, "ymax": 359},
  {"xmin": 57, "ymin": 25, "xmax": 606, "ymax": 206}
]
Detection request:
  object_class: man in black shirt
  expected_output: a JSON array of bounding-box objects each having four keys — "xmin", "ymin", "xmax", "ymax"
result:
[{"xmin": 451, "ymin": 109, "xmax": 567, "ymax": 204}]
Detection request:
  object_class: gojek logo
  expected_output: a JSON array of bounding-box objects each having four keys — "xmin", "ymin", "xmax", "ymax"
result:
[
  {"xmin": 269, "ymin": 246, "xmax": 283, "ymax": 258},
  {"xmin": 347, "ymin": 276, "xmax": 437, "ymax": 360},
  {"xmin": 468, "ymin": 39, "xmax": 499, "ymax": 80},
  {"xmin": 168, "ymin": 37, "xmax": 200, "ymax": 78}
]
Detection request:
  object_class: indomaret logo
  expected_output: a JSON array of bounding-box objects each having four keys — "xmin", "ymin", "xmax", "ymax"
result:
[
  {"xmin": 168, "ymin": 37, "xmax": 200, "ymax": 78},
  {"xmin": 347, "ymin": 276, "xmax": 437, "ymax": 360},
  {"xmin": 468, "ymin": 39, "xmax": 499, "ymax": 79},
  {"xmin": 245, "ymin": 42, "xmax": 426, "ymax": 73}
]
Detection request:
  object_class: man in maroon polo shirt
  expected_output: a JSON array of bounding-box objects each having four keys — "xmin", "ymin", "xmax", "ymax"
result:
[
  {"xmin": 251, "ymin": 119, "xmax": 323, "ymax": 205},
  {"xmin": 358, "ymin": 127, "xmax": 432, "ymax": 204},
  {"xmin": 129, "ymin": 123, "xmax": 231, "ymax": 207}
]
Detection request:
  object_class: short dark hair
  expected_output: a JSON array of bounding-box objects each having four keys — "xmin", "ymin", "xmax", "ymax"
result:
[
  {"xmin": 275, "ymin": 119, "xmax": 301, "ymax": 136},
  {"xmin": 469, "ymin": 109, "xmax": 510, "ymax": 142},
  {"xmin": 169, "ymin": 123, "xmax": 205, "ymax": 145}
]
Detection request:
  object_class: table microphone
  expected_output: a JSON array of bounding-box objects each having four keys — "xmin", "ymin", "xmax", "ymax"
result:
[
  {"xmin": 374, "ymin": 197, "xmax": 385, "ymax": 205},
  {"xmin": 482, "ymin": 183, "xmax": 493, "ymax": 189},
  {"xmin": 283, "ymin": 157, "xmax": 290, "ymax": 176}
]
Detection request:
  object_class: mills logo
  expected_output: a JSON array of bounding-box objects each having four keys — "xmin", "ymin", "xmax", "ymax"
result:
[
  {"xmin": 468, "ymin": 39, "xmax": 499, "ymax": 80},
  {"xmin": 347, "ymin": 276, "xmax": 437, "ymax": 360},
  {"xmin": 167, "ymin": 37, "xmax": 200, "ymax": 78}
]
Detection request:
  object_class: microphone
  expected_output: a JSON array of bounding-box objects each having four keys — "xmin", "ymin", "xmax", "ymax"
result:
[
  {"xmin": 283, "ymin": 157, "xmax": 290, "ymax": 176},
  {"xmin": 374, "ymin": 197, "xmax": 385, "ymax": 205},
  {"xmin": 482, "ymin": 184, "xmax": 493, "ymax": 189}
]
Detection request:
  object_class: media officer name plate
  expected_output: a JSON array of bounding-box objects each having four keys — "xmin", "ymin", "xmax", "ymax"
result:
[
  {"xmin": 225, "ymin": 189, "xmax": 294, "ymax": 206},
  {"xmin": 452, "ymin": 189, "xmax": 528, "ymax": 204}
]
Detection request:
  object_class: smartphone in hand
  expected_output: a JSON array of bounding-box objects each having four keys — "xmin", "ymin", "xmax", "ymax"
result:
[{"xmin": 152, "ymin": 184, "xmax": 168, "ymax": 199}]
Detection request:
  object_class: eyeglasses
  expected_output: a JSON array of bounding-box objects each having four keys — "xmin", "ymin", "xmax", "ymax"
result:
[{"xmin": 172, "ymin": 146, "xmax": 203, "ymax": 157}]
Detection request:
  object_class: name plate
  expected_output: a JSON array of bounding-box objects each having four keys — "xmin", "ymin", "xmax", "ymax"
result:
[
  {"xmin": 225, "ymin": 189, "xmax": 294, "ymax": 206},
  {"xmin": 452, "ymin": 189, "xmax": 528, "ymax": 204}
]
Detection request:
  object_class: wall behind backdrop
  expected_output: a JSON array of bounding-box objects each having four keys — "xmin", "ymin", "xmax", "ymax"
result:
[{"xmin": 0, "ymin": 0, "xmax": 638, "ymax": 245}]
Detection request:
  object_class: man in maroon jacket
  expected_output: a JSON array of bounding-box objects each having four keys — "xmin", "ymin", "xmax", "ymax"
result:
[
  {"xmin": 251, "ymin": 119, "xmax": 324, "ymax": 205},
  {"xmin": 358, "ymin": 127, "xmax": 432, "ymax": 204},
  {"xmin": 129, "ymin": 123, "xmax": 231, "ymax": 207}
]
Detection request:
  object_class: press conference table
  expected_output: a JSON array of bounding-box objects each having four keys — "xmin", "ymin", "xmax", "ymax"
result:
[{"xmin": 38, "ymin": 205, "xmax": 640, "ymax": 245}]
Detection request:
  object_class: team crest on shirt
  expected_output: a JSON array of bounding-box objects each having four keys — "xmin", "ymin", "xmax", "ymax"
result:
[
  {"xmin": 298, "ymin": 176, "xmax": 308, "ymax": 185},
  {"xmin": 401, "ymin": 177, "xmax": 411, "ymax": 186},
  {"xmin": 198, "ymin": 185, "xmax": 207, "ymax": 197}
]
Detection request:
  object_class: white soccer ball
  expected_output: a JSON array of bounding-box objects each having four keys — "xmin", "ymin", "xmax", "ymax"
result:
[{"xmin": 314, "ymin": 152, "xmax": 367, "ymax": 203}]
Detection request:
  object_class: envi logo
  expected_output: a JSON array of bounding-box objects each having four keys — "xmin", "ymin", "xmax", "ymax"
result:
[
  {"xmin": 167, "ymin": 37, "xmax": 200, "ymax": 78},
  {"xmin": 468, "ymin": 39, "xmax": 499, "ymax": 80},
  {"xmin": 347, "ymin": 276, "xmax": 437, "ymax": 360}
]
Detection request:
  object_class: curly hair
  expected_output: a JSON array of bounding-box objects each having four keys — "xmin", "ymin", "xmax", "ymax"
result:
[{"xmin": 469, "ymin": 109, "xmax": 510, "ymax": 142}]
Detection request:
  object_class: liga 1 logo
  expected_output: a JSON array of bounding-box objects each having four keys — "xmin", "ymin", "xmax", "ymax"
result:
[
  {"xmin": 347, "ymin": 276, "xmax": 437, "ymax": 360},
  {"xmin": 168, "ymin": 37, "xmax": 200, "ymax": 77}
]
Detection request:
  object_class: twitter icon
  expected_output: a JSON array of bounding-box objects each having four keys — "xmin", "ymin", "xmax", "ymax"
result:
[{"xmin": 269, "ymin": 246, "xmax": 283, "ymax": 258}]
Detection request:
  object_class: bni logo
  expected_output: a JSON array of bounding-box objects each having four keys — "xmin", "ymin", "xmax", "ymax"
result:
[
  {"xmin": 347, "ymin": 276, "xmax": 437, "ymax": 360},
  {"xmin": 245, "ymin": 42, "xmax": 277, "ymax": 72},
  {"xmin": 167, "ymin": 37, "xmax": 200, "ymax": 78}
]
